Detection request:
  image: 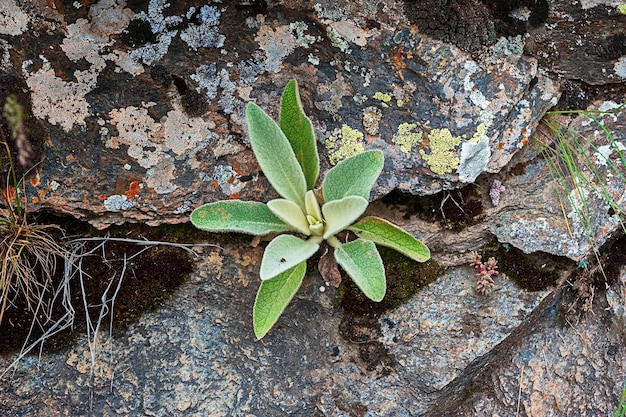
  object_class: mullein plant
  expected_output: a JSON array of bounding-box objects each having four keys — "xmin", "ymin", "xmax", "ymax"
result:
[{"xmin": 191, "ymin": 80, "xmax": 430, "ymax": 338}]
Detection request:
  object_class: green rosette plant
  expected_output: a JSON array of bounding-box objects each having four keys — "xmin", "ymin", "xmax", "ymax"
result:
[{"xmin": 191, "ymin": 80, "xmax": 430, "ymax": 338}]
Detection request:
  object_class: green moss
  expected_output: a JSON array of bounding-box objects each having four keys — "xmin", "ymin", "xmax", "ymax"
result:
[
  {"xmin": 393, "ymin": 122, "xmax": 422, "ymax": 153},
  {"xmin": 341, "ymin": 246, "xmax": 444, "ymax": 314},
  {"xmin": 618, "ymin": 4, "xmax": 626, "ymax": 14},
  {"xmin": 325, "ymin": 124, "xmax": 365, "ymax": 165},
  {"xmin": 419, "ymin": 128, "xmax": 462, "ymax": 175}
]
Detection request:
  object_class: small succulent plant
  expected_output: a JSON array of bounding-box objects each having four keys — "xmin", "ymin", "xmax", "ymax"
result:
[{"xmin": 191, "ymin": 80, "xmax": 430, "ymax": 338}]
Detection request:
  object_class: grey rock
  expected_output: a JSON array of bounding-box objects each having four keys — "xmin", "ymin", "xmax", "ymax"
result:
[
  {"xmin": 1, "ymin": 241, "xmax": 624, "ymax": 416},
  {"xmin": 525, "ymin": 0, "xmax": 626, "ymax": 85},
  {"xmin": 1, "ymin": 0, "xmax": 557, "ymax": 229}
]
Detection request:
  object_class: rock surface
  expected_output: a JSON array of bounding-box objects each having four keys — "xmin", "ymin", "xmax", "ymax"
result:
[
  {"xmin": 1, "ymin": 240, "xmax": 625, "ymax": 416},
  {"xmin": 1, "ymin": 0, "xmax": 560, "ymax": 229},
  {"xmin": 1, "ymin": 1, "xmax": 626, "ymax": 416}
]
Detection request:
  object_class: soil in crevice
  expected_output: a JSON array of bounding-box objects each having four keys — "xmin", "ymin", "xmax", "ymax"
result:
[
  {"xmin": 382, "ymin": 185, "xmax": 485, "ymax": 231},
  {"xmin": 0, "ymin": 213, "xmax": 199, "ymax": 353}
]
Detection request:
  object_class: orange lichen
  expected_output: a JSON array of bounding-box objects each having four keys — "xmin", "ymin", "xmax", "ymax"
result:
[
  {"xmin": 498, "ymin": 142, "xmax": 505, "ymax": 150},
  {"xmin": 229, "ymin": 192, "xmax": 240, "ymax": 200},
  {"xmin": 30, "ymin": 174, "xmax": 41, "ymax": 187},
  {"xmin": 521, "ymin": 137, "xmax": 529, "ymax": 147},
  {"xmin": 98, "ymin": 194, "xmax": 107, "ymax": 201},
  {"xmin": 124, "ymin": 181, "xmax": 141, "ymax": 199},
  {"xmin": 391, "ymin": 47, "xmax": 408, "ymax": 80},
  {"xmin": 32, "ymin": 196, "xmax": 39, "ymax": 204},
  {"xmin": 210, "ymin": 179, "xmax": 219, "ymax": 187}
]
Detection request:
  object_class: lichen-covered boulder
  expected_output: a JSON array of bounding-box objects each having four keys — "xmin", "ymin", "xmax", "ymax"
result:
[{"xmin": 1, "ymin": 0, "xmax": 559, "ymax": 228}]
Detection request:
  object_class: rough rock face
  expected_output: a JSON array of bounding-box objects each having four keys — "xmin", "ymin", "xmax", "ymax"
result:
[
  {"xmin": 0, "ymin": 241, "xmax": 625, "ymax": 416},
  {"xmin": 1, "ymin": 0, "xmax": 559, "ymax": 229},
  {"xmin": 1, "ymin": 1, "xmax": 626, "ymax": 416}
]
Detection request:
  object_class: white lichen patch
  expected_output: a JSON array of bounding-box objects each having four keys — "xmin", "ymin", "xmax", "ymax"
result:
[
  {"xmin": 362, "ymin": 106, "xmax": 382, "ymax": 135},
  {"xmin": 108, "ymin": 106, "xmax": 163, "ymax": 169},
  {"xmin": 163, "ymin": 109, "xmax": 214, "ymax": 156},
  {"xmin": 108, "ymin": 105, "xmax": 214, "ymax": 194},
  {"xmin": 127, "ymin": 0, "xmax": 184, "ymax": 66},
  {"xmin": 0, "ymin": 39, "xmax": 11, "ymax": 71},
  {"xmin": 325, "ymin": 26, "xmax": 349, "ymax": 52},
  {"xmin": 141, "ymin": 0, "xmax": 183, "ymax": 34},
  {"xmin": 180, "ymin": 5, "xmax": 224, "ymax": 51},
  {"xmin": 0, "ymin": 2, "xmax": 28, "ymax": 36},
  {"xmin": 329, "ymin": 20, "xmax": 369, "ymax": 47},
  {"xmin": 62, "ymin": 19, "xmax": 111, "ymax": 72},
  {"xmin": 594, "ymin": 141, "xmax": 626, "ymax": 167},
  {"xmin": 210, "ymin": 165, "xmax": 247, "ymax": 197},
  {"xmin": 104, "ymin": 194, "xmax": 135, "ymax": 212},
  {"xmin": 614, "ymin": 56, "xmax": 626, "ymax": 79},
  {"xmin": 255, "ymin": 24, "xmax": 297, "ymax": 73},
  {"xmin": 130, "ymin": 29, "xmax": 177, "ymax": 66},
  {"xmin": 191, "ymin": 64, "xmax": 219, "ymax": 99},
  {"xmin": 88, "ymin": 0, "xmax": 134, "ymax": 39},
  {"xmin": 458, "ymin": 136, "xmax": 491, "ymax": 183},
  {"xmin": 26, "ymin": 69, "xmax": 92, "ymax": 132},
  {"xmin": 146, "ymin": 159, "xmax": 177, "ymax": 194},
  {"xmin": 61, "ymin": 2, "xmax": 143, "ymax": 76},
  {"xmin": 290, "ymin": 22, "xmax": 317, "ymax": 48},
  {"xmin": 463, "ymin": 60, "xmax": 491, "ymax": 110}
]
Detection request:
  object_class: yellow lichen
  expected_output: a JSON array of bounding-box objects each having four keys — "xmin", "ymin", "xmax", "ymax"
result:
[
  {"xmin": 618, "ymin": 4, "xmax": 626, "ymax": 14},
  {"xmin": 373, "ymin": 91, "xmax": 392, "ymax": 108},
  {"xmin": 419, "ymin": 128, "xmax": 462, "ymax": 175},
  {"xmin": 469, "ymin": 123, "xmax": 488, "ymax": 143},
  {"xmin": 393, "ymin": 123, "xmax": 422, "ymax": 153},
  {"xmin": 325, "ymin": 124, "xmax": 365, "ymax": 165}
]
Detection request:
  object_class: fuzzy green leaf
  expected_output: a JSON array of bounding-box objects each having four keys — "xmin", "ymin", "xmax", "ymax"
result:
[
  {"xmin": 334, "ymin": 239, "xmax": 386, "ymax": 302},
  {"xmin": 322, "ymin": 195, "xmax": 369, "ymax": 239},
  {"xmin": 322, "ymin": 149, "xmax": 384, "ymax": 202},
  {"xmin": 191, "ymin": 201, "xmax": 292, "ymax": 235},
  {"xmin": 260, "ymin": 234, "xmax": 320, "ymax": 280},
  {"xmin": 246, "ymin": 102, "xmax": 307, "ymax": 208},
  {"xmin": 348, "ymin": 216, "xmax": 431, "ymax": 262},
  {"xmin": 279, "ymin": 80, "xmax": 319, "ymax": 190},
  {"xmin": 267, "ymin": 199, "xmax": 310, "ymax": 236},
  {"xmin": 253, "ymin": 262, "xmax": 306, "ymax": 339}
]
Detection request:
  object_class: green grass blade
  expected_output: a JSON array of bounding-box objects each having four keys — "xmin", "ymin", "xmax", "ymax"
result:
[
  {"xmin": 615, "ymin": 382, "xmax": 626, "ymax": 417},
  {"xmin": 279, "ymin": 80, "xmax": 319, "ymax": 190},
  {"xmin": 253, "ymin": 262, "xmax": 306, "ymax": 339},
  {"xmin": 348, "ymin": 216, "xmax": 430, "ymax": 262},
  {"xmin": 334, "ymin": 239, "xmax": 386, "ymax": 302},
  {"xmin": 322, "ymin": 150, "xmax": 384, "ymax": 202},
  {"xmin": 190, "ymin": 201, "xmax": 292, "ymax": 235},
  {"xmin": 246, "ymin": 102, "xmax": 307, "ymax": 208}
]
